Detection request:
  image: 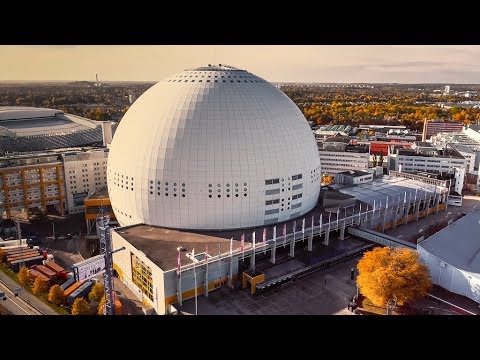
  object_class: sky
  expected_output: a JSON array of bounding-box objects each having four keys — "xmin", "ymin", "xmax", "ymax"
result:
[{"xmin": 1, "ymin": 45, "xmax": 480, "ymax": 83}]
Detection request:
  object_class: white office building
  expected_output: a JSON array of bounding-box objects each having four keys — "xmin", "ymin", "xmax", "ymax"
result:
[
  {"xmin": 62, "ymin": 148, "xmax": 109, "ymax": 214},
  {"xmin": 319, "ymin": 148, "xmax": 369, "ymax": 175},
  {"xmin": 389, "ymin": 146, "xmax": 468, "ymax": 195}
]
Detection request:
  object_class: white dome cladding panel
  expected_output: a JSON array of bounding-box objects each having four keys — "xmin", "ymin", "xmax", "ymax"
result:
[{"xmin": 107, "ymin": 65, "xmax": 321, "ymax": 230}]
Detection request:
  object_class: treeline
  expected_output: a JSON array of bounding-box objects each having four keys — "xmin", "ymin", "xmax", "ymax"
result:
[
  {"xmin": 282, "ymin": 85, "xmax": 480, "ymax": 131},
  {"xmin": 0, "ymin": 84, "xmax": 151, "ymax": 121}
]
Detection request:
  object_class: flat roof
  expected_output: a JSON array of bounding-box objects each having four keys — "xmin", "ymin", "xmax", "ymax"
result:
[
  {"xmin": 397, "ymin": 148, "xmax": 465, "ymax": 159},
  {"xmin": 113, "ymin": 195, "xmax": 365, "ymax": 272},
  {"xmin": 419, "ymin": 209, "xmax": 480, "ymax": 279},
  {"xmin": 115, "ymin": 225, "xmax": 240, "ymax": 271},
  {"xmin": 336, "ymin": 175, "xmax": 442, "ymax": 206},
  {"xmin": 85, "ymin": 186, "xmax": 109, "ymax": 200},
  {"xmin": 336, "ymin": 170, "xmax": 371, "ymax": 177}
]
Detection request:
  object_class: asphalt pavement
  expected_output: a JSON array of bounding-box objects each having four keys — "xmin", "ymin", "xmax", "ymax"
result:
[{"xmin": 0, "ymin": 273, "xmax": 56, "ymax": 315}]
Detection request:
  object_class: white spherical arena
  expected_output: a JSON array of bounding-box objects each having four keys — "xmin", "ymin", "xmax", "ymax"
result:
[{"xmin": 108, "ymin": 65, "xmax": 321, "ymax": 230}]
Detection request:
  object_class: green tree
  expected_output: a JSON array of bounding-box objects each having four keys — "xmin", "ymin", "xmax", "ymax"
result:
[
  {"xmin": 32, "ymin": 277, "xmax": 49, "ymax": 295},
  {"xmin": 71, "ymin": 297, "xmax": 91, "ymax": 315},
  {"xmin": 357, "ymin": 247, "xmax": 432, "ymax": 307},
  {"xmin": 48, "ymin": 284, "xmax": 65, "ymax": 305},
  {"xmin": 88, "ymin": 282, "xmax": 105, "ymax": 303},
  {"xmin": 17, "ymin": 266, "xmax": 30, "ymax": 286}
]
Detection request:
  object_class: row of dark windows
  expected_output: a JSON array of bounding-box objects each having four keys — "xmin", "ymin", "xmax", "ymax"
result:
[
  {"xmin": 292, "ymin": 174, "xmax": 302, "ymax": 181},
  {"xmin": 292, "ymin": 193, "xmax": 303, "ymax": 200},
  {"xmin": 265, "ymin": 178, "xmax": 280, "ymax": 185},
  {"xmin": 265, "ymin": 199, "xmax": 280, "ymax": 205}
]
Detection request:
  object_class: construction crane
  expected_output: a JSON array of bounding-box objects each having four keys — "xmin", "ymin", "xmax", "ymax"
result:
[{"xmin": 96, "ymin": 205, "xmax": 117, "ymax": 315}]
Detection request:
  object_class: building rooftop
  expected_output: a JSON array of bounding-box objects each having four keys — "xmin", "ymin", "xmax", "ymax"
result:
[
  {"xmin": 450, "ymin": 144, "xmax": 476, "ymax": 154},
  {"xmin": 188, "ymin": 64, "xmax": 243, "ymax": 72},
  {"xmin": 419, "ymin": 208, "xmax": 480, "ymax": 279},
  {"xmin": 112, "ymin": 194, "xmax": 367, "ymax": 271},
  {"xmin": 0, "ymin": 106, "xmax": 118, "ymax": 155},
  {"xmin": 114, "ymin": 225, "xmax": 240, "ymax": 271},
  {"xmin": 397, "ymin": 147, "xmax": 465, "ymax": 159},
  {"xmin": 319, "ymin": 144, "xmax": 369, "ymax": 153},
  {"xmin": 85, "ymin": 186, "xmax": 109, "ymax": 201},
  {"xmin": 323, "ymin": 136, "xmax": 352, "ymax": 144},
  {"xmin": 336, "ymin": 170, "xmax": 371, "ymax": 177},
  {"xmin": 335, "ymin": 174, "xmax": 441, "ymax": 207},
  {"xmin": 468, "ymin": 124, "xmax": 480, "ymax": 133}
]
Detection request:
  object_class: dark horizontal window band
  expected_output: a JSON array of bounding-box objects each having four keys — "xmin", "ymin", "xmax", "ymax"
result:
[
  {"xmin": 266, "ymin": 189, "xmax": 280, "ymax": 195},
  {"xmin": 265, "ymin": 208, "xmax": 280, "ymax": 215}
]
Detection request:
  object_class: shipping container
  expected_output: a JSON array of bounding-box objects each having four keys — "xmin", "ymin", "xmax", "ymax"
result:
[
  {"xmin": 7, "ymin": 252, "xmax": 42, "ymax": 265},
  {"xmin": 28, "ymin": 269, "xmax": 50, "ymax": 283},
  {"xmin": 64, "ymin": 281, "xmax": 85, "ymax": 297},
  {"xmin": 7, "ymin": 251, "xmax": 41, "ymax": 261},
  {"xmin": 67, "ymin": 281, "xmax": 94, "ymax": 307},
  {"xmin": 45, "ymin": 261, "xmax": 68, "ymax": 280},
  {"xmin": 3, "ymin": 246, "xmax": 33, "ymax": 255},
  {"xmin": 35, "ymin": 265, "xmax": 57, "ymax": 281},
  {"xmin": 59, "ymin": 278, "xmax": 76, "ymax": 291},
  {"xmin": 6, "ymin": 249, "xmax": 40, "ymax": 258},
  {"xmin": 7, "ymin": 253, "xmax": 42, "ymax": 265},
  {"xmin": 10, "ymin": 255, "xmax": 44, "ymax": 272},
  {"xmin": 44, "ymin": 261, "xmax": 64, "ymax": 273}
]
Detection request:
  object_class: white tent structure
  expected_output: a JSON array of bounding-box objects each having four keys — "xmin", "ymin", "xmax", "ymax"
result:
[{"xmin": 418, "ymin": 208, "xmax": 480, "ymax": 304}]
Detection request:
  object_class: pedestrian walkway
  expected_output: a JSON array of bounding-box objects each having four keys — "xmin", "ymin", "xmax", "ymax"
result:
[
  {"xmin": 113, "ymin": 278, "xmax": 145, "ymax": 315},
  {"xmin": 0, "ymin": 271, "xmax": 58, "ymax": 315}
]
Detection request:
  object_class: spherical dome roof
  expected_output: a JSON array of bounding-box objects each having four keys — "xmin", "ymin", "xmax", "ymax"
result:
[{"xmin": 108, "ymin": 64, "xmax": 321, "ymax": 230}]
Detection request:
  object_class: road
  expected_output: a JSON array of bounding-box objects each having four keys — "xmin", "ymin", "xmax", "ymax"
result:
[
  {"xmin": 0, "ymin": 281, "xmax": 42, "ymax": 315},
  {"xmin": 385, "ymin": 194, "xmax": 480, "ymax": 242}
]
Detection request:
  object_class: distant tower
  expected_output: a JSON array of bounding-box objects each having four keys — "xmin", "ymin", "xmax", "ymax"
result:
[
  {"xmin": 422, "ymin": 117, "xmax": 428, "ymax": 142},
  {"xmin": 96, "ymin": 73, "xmax": 99, "ymax": 87},
  {"xmin": 128, "ymin": 94, "xmax": 135, "ymax": 104},
  {"xmin": 444, "ymin": 85, "xmax": 450, "ymax": 94}
]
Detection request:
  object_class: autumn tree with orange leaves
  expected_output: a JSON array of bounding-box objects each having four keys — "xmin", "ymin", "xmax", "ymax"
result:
[{"xmin": 357, "ymin": 247, "xmax": 432, "ymax": 307}]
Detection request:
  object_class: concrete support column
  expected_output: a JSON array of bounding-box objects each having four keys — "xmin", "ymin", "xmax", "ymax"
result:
[
  {"xmin": 382, "ymin": 208, "xmax": 387, "ymax": 233},
  {"xmin": 205, "ymin": 261, "xmax": 209, "ymax": 297},
  {"xmin": 435, "ymin": 193, "xmax": 440, "ymax": 213},
  {"xmin": 229, "ymin": 256, "xmax": 233, "ymax": 288},
  {"xmin": 393, "ymin": 202, "xmax": 400, "ymax": 229},
  {"xmin": 415, "ymin": 199, "xmax": 421, "ymax": 221},
  {"xmin": 289, "ymin": 233, "xmax": 295, "ymax": 257},
  {"xmin": 307, "ymin": 233, "xmax": 313, "ymax": 251},
  {"xmin": 404, "ymin": 200, "xmax": 409, "ymax": 224},
  {"xmin": 177, "ymin": 275, "xmax": 183, "ymax": 306},
  {"xmin": 251, "ymin": 248, "xmax": 256, "ymax": 272},
  {"xmin": 323, "ymin": 227, "xmax": 330, "ymax": 246},
  {"xmin": 270, "ymin": 240, "xmax": 276, "ymax": 264},
  {"xmin": 339, "ymin": 224, "xmax": 345, "ymax": 240}
]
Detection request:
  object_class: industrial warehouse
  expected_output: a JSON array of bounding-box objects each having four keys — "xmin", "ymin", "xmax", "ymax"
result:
[{"xmin": 107, "ymin": 65, "xmax": 453, "ymax": 315}]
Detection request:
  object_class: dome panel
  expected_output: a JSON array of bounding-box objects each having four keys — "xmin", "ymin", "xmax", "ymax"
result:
[{"xmin": 108, "ymin": 65, "xmax": 321, "ymax": 230}]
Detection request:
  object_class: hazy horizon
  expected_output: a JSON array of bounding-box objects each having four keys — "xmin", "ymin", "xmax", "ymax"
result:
[{"xmin": 2, "ymin": 45, "xmax": 480, "ymax": 83}]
